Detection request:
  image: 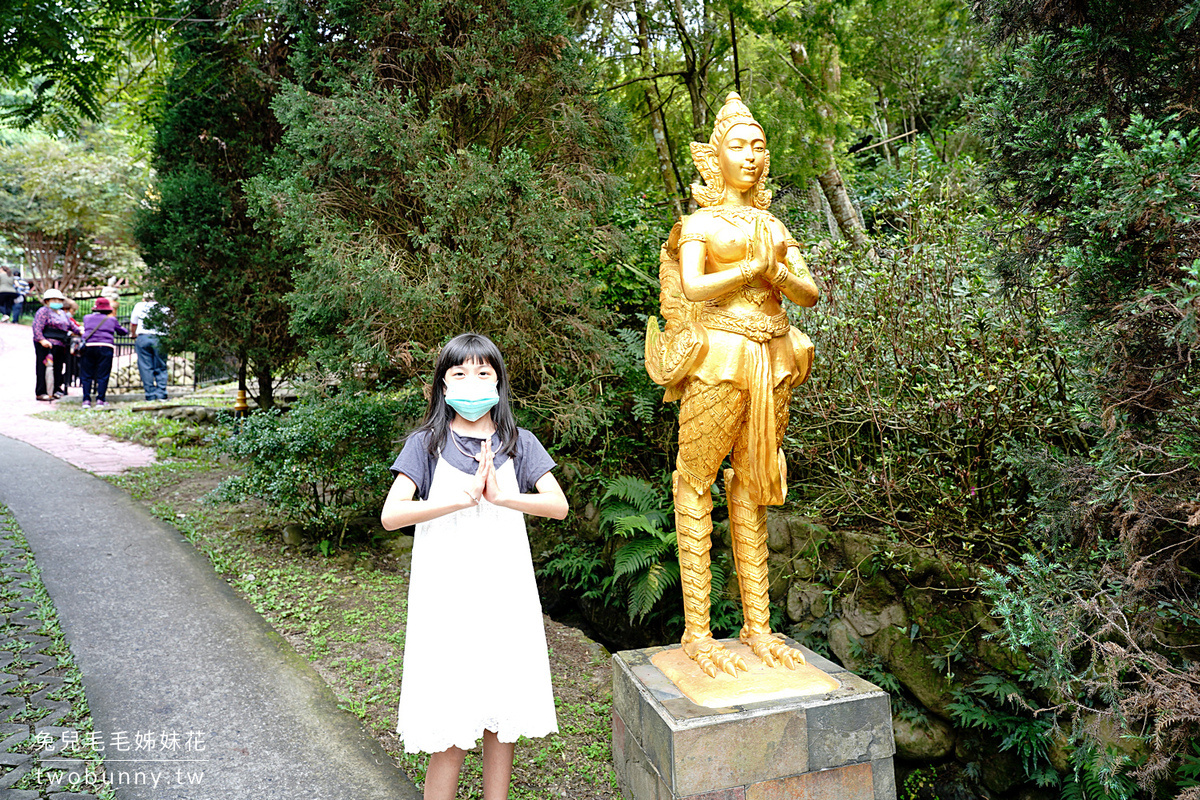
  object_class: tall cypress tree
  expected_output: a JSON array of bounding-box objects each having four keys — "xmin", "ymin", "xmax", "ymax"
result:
[
  {"xmin": 135, "ymin": 4, "xmax": 301, "ymax": 407},
  {"xmin": 249, "ymin": 0, "xmax": 628, "ymax": 439}
]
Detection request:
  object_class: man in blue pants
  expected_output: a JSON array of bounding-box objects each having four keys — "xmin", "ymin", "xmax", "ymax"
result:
[{"xmin": 129, "ymin": 293, "xmax": 169, "ymax": 401}]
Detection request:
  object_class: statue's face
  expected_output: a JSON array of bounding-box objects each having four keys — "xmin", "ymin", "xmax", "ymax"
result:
[{"xmin": 718, "ymin": 123, "xmax": 767, "ymax": 191}]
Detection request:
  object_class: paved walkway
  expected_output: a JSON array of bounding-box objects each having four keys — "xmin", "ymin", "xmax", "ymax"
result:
[
  {"xmin": 0, "ymin": 323, "xmax": 419, "ymax": 798},
  {"xmin": 0, "ymin": 322, "xmax": 156, "ymax": 475}
]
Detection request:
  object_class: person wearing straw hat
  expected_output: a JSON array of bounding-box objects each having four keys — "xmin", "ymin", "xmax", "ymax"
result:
[
  {"xmin": 79, "ymin": 297, "xmax": 129, "ymax": 409},
  {"xmin": 31, "ymin": 288, "xmax": 82, "ymax": 401}
]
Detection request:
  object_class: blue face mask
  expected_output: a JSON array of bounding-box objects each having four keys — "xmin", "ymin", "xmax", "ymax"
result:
[
  {"xmin": 49, "ymin": 302, "xmax": 64, "ymax": 310},
  {"xmin": 444, "ymin": 381, "xmax": 500, "ymax": 422}
]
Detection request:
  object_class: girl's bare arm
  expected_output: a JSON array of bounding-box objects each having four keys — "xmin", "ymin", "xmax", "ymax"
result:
[
  {"xmin": 484, "ymin": 470, "xmax": 569, "ymax": 520},
  {"xmin": 380, "ymin": 472, "xmax": 479, "ymax": 530}
]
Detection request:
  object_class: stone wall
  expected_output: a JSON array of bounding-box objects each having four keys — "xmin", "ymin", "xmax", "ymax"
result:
[{"xmin": 761, "ymin": 511, "xmax": 1048, "ymax": 799}]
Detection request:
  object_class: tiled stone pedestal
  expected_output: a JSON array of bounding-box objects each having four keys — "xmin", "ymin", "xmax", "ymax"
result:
[{"xmin": 612, "ymin": 637, "xmax": 896, "ymax": 800}]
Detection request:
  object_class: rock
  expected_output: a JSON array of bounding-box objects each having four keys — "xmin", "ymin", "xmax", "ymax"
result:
[
  {"xmin": 844, "ymin": 599, "xmax": 908, "ymax": 638},
  {"xmin": 768, "ymin": 552, "xmax": 789, "ymax": 603},
  {"xmin": 766, "ymin": 511, "xmax": 791, "ymax": 554},
  {"xmin": 827, "ymin": 618, "xmax": 864, "ymax": 672},
  {"xmin": 577, "ymin": 512, "xmax": 602, "ymax": 543},
  {"xmin": 787, "ymin": 516, "xmax": 831, "ymax": 560},
  {"xmin": 871, "ymin": 626, "xmax": 957, "ymax": 718},
  {"xmin": 1046, "ymin": 728, "xmax": 1071, "ymax": 773},
  {"xmin": 1081, "ymin": 713, "xmax": 1151, "ymax": 764},
  {"xmin": 282, "ymin": 524, "xmax": 305, "ymax": 546},
  {"xmin": 979, "ymin": 749, "xmax": 1022, "ymax": 795},
  {"xmin": 841, "ymin": 530, "xmax": 880, "ymax": 571},
  {"xmin": 786, "ymin": 581, "xmax": 828, "ymax": 623},
  {"xmin": 386, "ymin": 534, "xmax": 415, "ymax": 556},
  {"xmin": 976, "ymin": 634, "xmax": 1029, "ymax": 675},
  {"xmin": 893, "ymin": 713, "xmax": 955, "ymax": 760}
]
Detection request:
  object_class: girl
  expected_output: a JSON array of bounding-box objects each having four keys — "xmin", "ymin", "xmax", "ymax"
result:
[{"xmin": 381, "ymin": 333, "xmax": 568, "ymax": 800}]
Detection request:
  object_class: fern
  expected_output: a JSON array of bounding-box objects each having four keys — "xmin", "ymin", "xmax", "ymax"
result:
[
  {"xmin": 1179, "ymin": 741, "xmax": 1200, "ymax": 788},
  {"xmin": 601, "ymin": 475, "xmax": 662, "ymax": 512},
  {"xmin": 614, "ymin": 537, "xmax": 672, "ymax": 579},
  {"xmin": 628, "ymin": 561, "xmax": 682, "ymax": 621},
  {"xmin": 611, "ymin": 512, "xmax": 669, "ymax": 539}
]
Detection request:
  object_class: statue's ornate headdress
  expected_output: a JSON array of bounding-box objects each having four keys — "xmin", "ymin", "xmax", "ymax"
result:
[{"xmin": 690, "ymin": 92, "xmax": 772, "ymax": 209}]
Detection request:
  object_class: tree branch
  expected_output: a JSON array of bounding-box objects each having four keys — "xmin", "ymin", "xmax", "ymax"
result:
[{"xmin": 596, "ymin": 70, "xmax": 688, "ymax": 94}]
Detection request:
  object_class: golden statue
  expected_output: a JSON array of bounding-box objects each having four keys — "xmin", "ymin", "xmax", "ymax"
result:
[{"xmin": 646, "ymin": 92, "xmax": 819, "ymax": 678}]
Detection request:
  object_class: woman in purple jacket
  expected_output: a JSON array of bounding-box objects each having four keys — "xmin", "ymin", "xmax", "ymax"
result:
[
  {"xmin": 32, "ymin": 289, "xmax": 83, "ymax": 401},
  {"xmin": 79, "ymin": 297, "xmax": 129, "ymax": 409}
]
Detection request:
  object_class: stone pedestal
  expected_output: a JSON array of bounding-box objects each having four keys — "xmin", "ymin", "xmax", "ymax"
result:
[{"xmin": 612, "ymin": 637, "xmax": 896, "ymax": 800}]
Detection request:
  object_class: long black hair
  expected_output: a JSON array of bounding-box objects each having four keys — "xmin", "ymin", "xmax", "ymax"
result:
[{"xmin": 410, "ymin": 333, "xmax": 519, "ymax": 458}]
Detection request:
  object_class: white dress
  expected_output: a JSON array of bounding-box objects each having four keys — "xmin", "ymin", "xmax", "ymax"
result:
[{"xmin": 397, "ymin": 456, "xmax": 558, "ymax": 753}]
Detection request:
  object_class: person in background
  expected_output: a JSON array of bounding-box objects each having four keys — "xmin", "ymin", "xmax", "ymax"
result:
[
  {"xmin": 79, "ymin": 297, "xmax": 129, "ymax": 409},
  {"xmin": 61, "ymin": 297, "xmax": 82, "ymax": 387},
  {"xmin": 10, "ymin": 270, "xmax": 29, "ymax": 324},
  {"xmin": 0, "ymin": 267, "xmax": 17, "ymax": 322},
  {"xmin": 32, "ymin": 289, "xmax": 82, "ymax": 401},
  {"xmin": 129, "ymin": 291, "xmax": 169, "ymax": 400}
]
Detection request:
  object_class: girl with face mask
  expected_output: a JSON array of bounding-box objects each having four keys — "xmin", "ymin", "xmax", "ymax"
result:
[
  {"xmin": 380, "ymin": 332, "xmax": 569, "ymax": 800},
  {"xmin": 31, "ymin": 289, "xmax": 83, "ymax": 401}
]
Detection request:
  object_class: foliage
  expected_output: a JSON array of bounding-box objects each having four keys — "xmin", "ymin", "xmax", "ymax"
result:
[
  {"xmin": 971, "ymin": 3, "xmax": 1200, "ymax": 791},
  {"xmin": 982, "ymin": 550, "xmax": 1200, "ymax": 795},
  {"xmin": 1177, "ymin": 741, "xmax": 1200, "ymax": 789},
  {"xmin": 0, "ymin": 0, "xmax": 175, "ymax": 128},
  {"xmin": 135, "ymin": 3, "xmax": 303, "ymax": 408},
  {"xmin": 572, "ymin": 0, "xmax": 984, "ymax": 209},
  {"xmin": 249, "ymin": 0, "xmax": 627, "ymax": 442},
  {"xmin": 602, "ymin": 475, "xmax": 680, "ymax": 622},
  {"xmin": 215, "ymin": 388, "xmax": 422, "ymax": 538},
  {"xmin": 784, "ymin": 138, "xmax": 1078, "ymax": 556},
  {"xmin": 0, "ymin": 124, "xmax": 149, "ymax": 292},
  {"xmin": 946, "ymin": 672, "xmax": 1057, "ymax": 787},
  {"xmin": 541, "ymin": 474, "xmax": 742, "ymax": 645},
  {"xmin": 1060, "ymin": 745, "xmax": 1139, "ymax": 800}
]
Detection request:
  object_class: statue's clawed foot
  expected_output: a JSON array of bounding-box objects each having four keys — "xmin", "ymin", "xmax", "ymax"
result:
[
  {"xmin": 683, "ymin": 636, "xmax": 748, "ymax": 678},
  {"xmin": 743, "ymin": 633, "xmax": 806, "ymax": 669}
]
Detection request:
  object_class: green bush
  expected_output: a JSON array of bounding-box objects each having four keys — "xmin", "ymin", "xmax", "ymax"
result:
[
  {"xmin": 215, "ymin": 388, "xmax": 422, "ymax": 540},
  {"xmin": 786, "ymin": 138, "xmax": 1082, "ymax": 556}
]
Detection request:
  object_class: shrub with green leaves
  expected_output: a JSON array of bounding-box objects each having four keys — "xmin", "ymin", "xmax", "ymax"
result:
[
  {"xmin": 786, "ymin": 138, "xmax": 1080, "ymax": 556},
  {"xmin": 215, "ymin": 389, "xmax": 421, "ymax": 539}
]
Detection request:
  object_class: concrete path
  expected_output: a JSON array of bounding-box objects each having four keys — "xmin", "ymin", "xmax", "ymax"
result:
[
  {"xmin": 0, "ymin": 436, "xmax": 419, "ymax": 799},
  {"xmin": 0, "ymin": 322, "xmax": 156, "ymax": 475},
  {"xmin": 0, "ymin": 322, "xmax": 419, "ymax": 798}
]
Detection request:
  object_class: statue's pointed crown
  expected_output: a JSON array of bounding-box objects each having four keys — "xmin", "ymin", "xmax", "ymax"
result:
[{"xmin": 709, "ymin": 91, "xmax": 764, "ymax": 148}]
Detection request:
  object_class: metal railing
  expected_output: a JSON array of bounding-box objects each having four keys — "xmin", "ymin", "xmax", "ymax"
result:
[{"xmin": 67, "ymin": 294, "xmax": 235, "ymax": 394}]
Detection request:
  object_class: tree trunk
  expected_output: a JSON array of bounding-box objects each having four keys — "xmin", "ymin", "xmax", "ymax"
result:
[
  {"xmin": 256, "ymin": 362, "xmax": 275, "ymax": 410},
  {"xmin": 806, "ymin": 179, "xmax": 839, "ymax": 240},
  {"xmin": 669, "ymin": 0, "xmax": 709, "ymax": 144},
  {"xmin": 816, "ymin": 142, "xmax": 872, "ymax": 252},
  {"xmin": 792, "ymin": 40, "xmax": 875, "ymax": 258},
  {"xmin": 635, "ymin": 0, "xmax": 684, "ymax": 220}
]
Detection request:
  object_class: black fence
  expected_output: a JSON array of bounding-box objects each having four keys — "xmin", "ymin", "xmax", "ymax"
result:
[{"xmin": 67, "ymin": 294, "xmax": 236, "ymax": 394}]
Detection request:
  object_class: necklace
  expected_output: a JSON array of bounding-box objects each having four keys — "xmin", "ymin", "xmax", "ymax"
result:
[
  {"xmin": 449, "ymin": 429, "xmax": 488, "ymax": 461},
  {"xmin": 713, "ymin": 206, "xmax": 771, "ymax": 225}
]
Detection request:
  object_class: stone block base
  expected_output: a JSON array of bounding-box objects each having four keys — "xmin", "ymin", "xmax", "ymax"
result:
[{"xmin": 612, "ymin": 637, "xmax": 896, "ymax": 800}]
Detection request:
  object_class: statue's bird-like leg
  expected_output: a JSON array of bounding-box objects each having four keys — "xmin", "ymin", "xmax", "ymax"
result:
[
  {"xmin": 674, "ymin": 471, "xmax": 747, "ymax": 677},
  {"xmin": 673, "ymin": 379, "xmax": 751, "ymax": 678}
]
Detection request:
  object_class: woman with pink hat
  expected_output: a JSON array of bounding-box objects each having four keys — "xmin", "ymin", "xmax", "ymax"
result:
[
  {"xmin": 78, "ymin": 297, "xmax": 129, "ymax": 409},
  {"xmin": 32, "ymin": 288, "xmax": 83, "ymax": 401}
]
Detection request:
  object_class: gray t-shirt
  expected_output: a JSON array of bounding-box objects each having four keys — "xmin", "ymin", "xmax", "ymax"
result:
[{"xmin": 390, "ymin": 428, "xmax": 557, "ymax": 501}]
